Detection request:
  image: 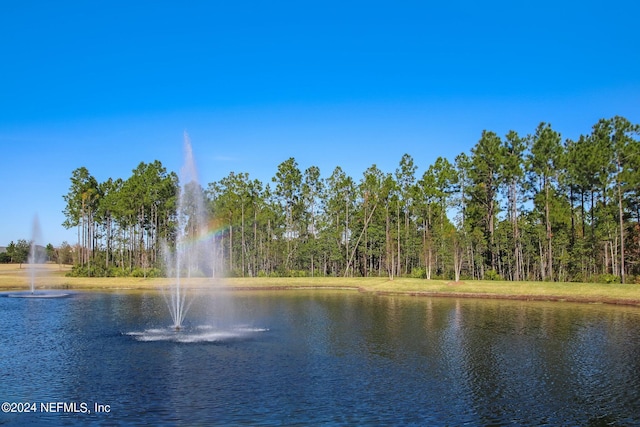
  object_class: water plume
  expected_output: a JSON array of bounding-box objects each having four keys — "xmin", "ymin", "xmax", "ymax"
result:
[{"xmin": 162, "ymin": 132, "xmax": 217, "ymax": 329}]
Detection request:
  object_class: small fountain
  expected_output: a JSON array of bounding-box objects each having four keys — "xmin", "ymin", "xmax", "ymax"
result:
[
  {"xmin": 6, "ymin": 215, "xmax": 68, "ymax": 298},
  {"xmin": 28, "ymin": 215, "xmax": 44, "ymax": 294}
]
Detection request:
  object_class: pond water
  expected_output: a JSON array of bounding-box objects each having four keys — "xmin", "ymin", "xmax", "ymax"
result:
[{"xmin": 1, "ymin": 289, "xmax": 639, "ymax": 426}]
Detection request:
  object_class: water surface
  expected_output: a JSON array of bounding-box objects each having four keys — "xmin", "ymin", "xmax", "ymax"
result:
[{"xmin": 1, "ymin": 290, "xmax": 639, "ymax": 425}]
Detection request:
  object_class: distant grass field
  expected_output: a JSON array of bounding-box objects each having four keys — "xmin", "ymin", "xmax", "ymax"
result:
[{"xmin": 1, "ymin": 264, "xmax": 639, "ymax": 306}]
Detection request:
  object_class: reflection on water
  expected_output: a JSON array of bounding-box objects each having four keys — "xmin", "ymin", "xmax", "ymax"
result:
[{"xmin": 1, "ymin": 290, "xmax": 639, "ymax": 426}]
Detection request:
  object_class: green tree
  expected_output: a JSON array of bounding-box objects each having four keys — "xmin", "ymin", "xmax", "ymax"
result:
[
  {"xmin": 272, "ymin": 158, "xmax": 303, "ymax": 272},
  {"xmin": 96, "ymin": 177, "xmax": 122, "ymax": 270},
  {"xmin": 454, "ymin": 152, "xmax": 474, "ymax": 278},
  {"xmin": 7, "ymin": 240, "xmax": 30, "ymax": 268},
  {"xmin": 469, "ymin": 130, "xmax": 504, "ymax": 276},
  {"xmin": 45, "ymin": 243, "xmax": 55, "ymax": 263},
  {"xmin": 302, "ymin": 166, "xmax": 324, "ymax": 276},
  {"xmin": 381, "ymin": 173, "xmax": 398, "ymax": 279},
  {"xmin": 245, "ymin": 178, "xmax": 268, "ymax": 277},
  {"xmin": 119, "ymin": 161, "xmax": 178, "ymax": 273},
  {"xmin": 57, "ymin": 241, "xmax": 74, "ymax": 265},
  {"xmin": 323, "ymin": 166, "xmax": 356, "ymax": 276},
  {"xmin": 565, "ymin": 134, "xmax": 596, "ymax": 279},
  {"xmin": 528, "ymin": 123, "xmax": 564, "ymax": 281},
  {"xmin": 417, "ymin": 165, "xmax": 438, "ymax": 279},
  {"xmin": 417, "ymin": 157, "xmax": 457, "ymax": 279},
  {"xmin": 210, "ymin": 171, "xmax": 259, "ymax": 276},
  {"xmin": 357, "ymin": 165, "xmax": 386, "ymax": 277},
  {"xmin": 589, "ymin": 117, "xmax": 640, "ymax": 282},
  {"xmin": 395, "ymin": 154, "xmax": 417, "ymax": 276},
  {"xmin": 501, "ymin": 130, "xmax": 527, "ymax": 280},
  {"xmin": 62, "ymin": 167, "xmax": 99, "ymax": 268}
]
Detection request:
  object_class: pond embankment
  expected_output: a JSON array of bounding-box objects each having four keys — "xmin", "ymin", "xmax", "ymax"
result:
[{"xmin": 1, "ymin": 264, "xmax": 639, "ymax": 307}]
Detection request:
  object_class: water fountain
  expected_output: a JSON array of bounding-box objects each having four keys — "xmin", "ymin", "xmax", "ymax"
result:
[
  {"xmin": 162, "ymin": 132, "xmax": 215, "ymax": 329},
  {"xmin": 127, "ymin": 133, "xmax": 267, "ymax": 342},
  {"xmin": 6, "ymin": 215, "xmax": 69, "ymax": 298},
  {"xmin": 28, "ymin": 215, "xmax": 44, "ymax": 294}
]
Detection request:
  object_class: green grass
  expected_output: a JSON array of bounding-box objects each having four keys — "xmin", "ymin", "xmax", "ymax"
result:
[{"xmin": 1, "ymin": 264, "xmax": 638, "ymax": 306}]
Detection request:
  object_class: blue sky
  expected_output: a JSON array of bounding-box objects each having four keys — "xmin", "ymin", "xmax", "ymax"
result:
[{"xmin": 1, "ymin": 0, "xmax": 639, "ymax": 246}]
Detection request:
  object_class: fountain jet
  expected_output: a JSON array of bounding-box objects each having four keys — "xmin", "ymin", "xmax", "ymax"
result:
[
  {"xmin": 163, "ymin": 132, "xmax": 215, "ymax": 329},
  {"xmin": 28, "ymin": 215, "xmax": 44, "ymax": 294}
]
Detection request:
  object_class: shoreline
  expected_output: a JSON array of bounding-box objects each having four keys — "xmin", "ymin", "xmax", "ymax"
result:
[
  {"xmin": 1, "ymin": 265, "xmax": 639, "ymax": 307},
  {"xmin": 5, "ymin": 284, "xmax": 640, "ymax": 308},
  {"xmin": 372, "ymin": 290, "xmax": 640, "ymax": 307}
]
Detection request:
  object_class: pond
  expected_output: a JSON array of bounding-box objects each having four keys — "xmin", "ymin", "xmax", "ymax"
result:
[{"xmin": 1, "ymin": 289, "xmax": 639, "ymax": 426}]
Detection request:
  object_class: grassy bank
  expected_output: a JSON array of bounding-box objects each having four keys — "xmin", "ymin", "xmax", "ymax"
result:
[{"xmin": 1, "ymin": 264, "xmax": 639, "ymax": 306}]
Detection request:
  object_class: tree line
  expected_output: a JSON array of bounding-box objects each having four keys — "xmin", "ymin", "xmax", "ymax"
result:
[
  {"xmin": 60, "ymin": 116, "xmax": 640, "ymax": 283},
  {"xmin": 0, "ymin": 241, "xmax": 57, "ymax": 267}
]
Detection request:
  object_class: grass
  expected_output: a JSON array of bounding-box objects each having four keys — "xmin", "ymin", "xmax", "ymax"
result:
[{"xmin": 1, "ymin": 264, "xmax": 639, "ymax": 306}]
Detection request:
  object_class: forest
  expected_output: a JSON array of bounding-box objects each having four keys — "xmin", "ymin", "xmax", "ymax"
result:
[{"xmin": 58, "ymin": 116, "xmax": 640, "ymax": 283}]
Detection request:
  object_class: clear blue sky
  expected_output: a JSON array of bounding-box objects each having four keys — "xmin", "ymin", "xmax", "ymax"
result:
[{"xmin": 1, "ymin": 0, "xmax": 639, "ymax": 246}]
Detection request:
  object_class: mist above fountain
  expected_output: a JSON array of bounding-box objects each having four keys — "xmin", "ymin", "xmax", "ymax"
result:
[{"xmin": 161, "ymin": 132, "xmax": 216, "ymax": 329}]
